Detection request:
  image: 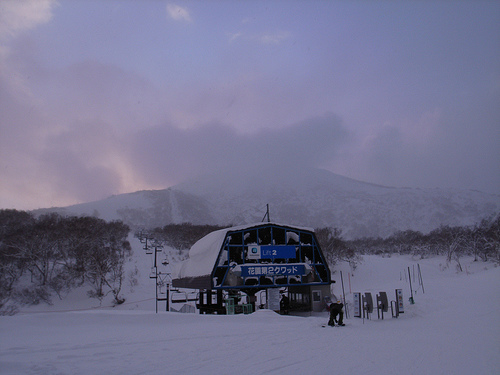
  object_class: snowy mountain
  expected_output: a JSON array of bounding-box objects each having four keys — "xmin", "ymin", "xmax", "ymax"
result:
[{"xmin": 36, "ymin": 168, "xmax": 500, "ymax": 238}]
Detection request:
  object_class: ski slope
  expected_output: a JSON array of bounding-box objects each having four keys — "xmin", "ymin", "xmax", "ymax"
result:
[{"xmin": 1, "ymin": 248, "xmax": 499, "ymax": 374}]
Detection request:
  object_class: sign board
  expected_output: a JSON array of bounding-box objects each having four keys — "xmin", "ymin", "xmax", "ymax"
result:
[
  {"xmin": 353, "ymin": 292, "xmax": 361, "ymax": 317},
  {"xmin": 261, "ymin": 245, "xmax": 296, "ymax": 259},
  {"xmin": 364, "ymin": 292, "xmax": 373, "ymax": 313},
  {"xmin": 396, "ymin": 289, "xmax": 404, "ymax": 313},
  {"xmin": 246, "ymin": 245, "xmax": 296, "ymax": 260},
  {"xmin": 240, "ymin": 264, "xmax": 306, "ymax": 277},
  {"xmin": 378, "ymin": 291, "xmax": 388, "ymax": 312},
  {"xmin": 247, "ymin": 246, "xmax": 261, "ymax": 260}
]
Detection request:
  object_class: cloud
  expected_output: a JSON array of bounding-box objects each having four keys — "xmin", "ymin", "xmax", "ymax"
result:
[
  {"xmin": 0, "ymin": 51, "xmax": 353, "ymax": 210},
  {"xmin": 260, "ymin": 31, "xmax": 290, "ymax": 45},
  {"xmin": 0, "ymin": 0, "xmax": 58, "ymax": 102},
  {"xmin": 227, "ymin": 30, "xmax": 291, "ymax": 46},
  {"xmin": 1, "ymin": 0, "xmax": 498, "ymax": 210},
  {"xmin": 166, "ymin": 3, "xmax": 192, "ymax": 22},
  {"xmin": 330, "ymin": 96, "xmax": 500, "ymax": 193},
  {"xmin": 128, "ymin": 113, "xmax": 350, "ymax": 187},
  {"xmin": 0, "ymin": 0, "xmax": 56, "ymax": 40},
  {"xmin": 228, "ymin": 32, "xmax": 242, "ymax": 43},
  {"xmin": 0, "ymin": 58, "xmax": 169, "ymax": 209},
  {"xmin": 39, "ymin": 121, "xmax": 125, "ymax": 203}
]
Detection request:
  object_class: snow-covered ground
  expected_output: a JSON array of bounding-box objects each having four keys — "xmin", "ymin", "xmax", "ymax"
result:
[{"xmin": 1, "ymin": 238, "xmax": 499, "ymax": 374}]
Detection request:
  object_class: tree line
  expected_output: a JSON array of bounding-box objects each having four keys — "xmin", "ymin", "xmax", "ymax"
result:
[
  {"xmin": 0, "ymin": 210, "xmax": 131, "ymax": 315},
  {"xmin": 315, "ymin": 227, "xmax": 361, "ymax": 270},
  {"xmin": 316, "ymin": 215, "xmax": 499, "ymax": 271},
  {"xmin": 346, "ymin": 214, "xmax": 500, "ymax": 270},
  {"xmin": 138, "ymin": 223, "xmax": 226, "ymax": 250},
  {"xmin": 142, "ymin": 218, "xmax": 500, "ymax": 273},
  {"xmin": 2, "ymin": 209, "xmax": 497, "ymax": 314}
]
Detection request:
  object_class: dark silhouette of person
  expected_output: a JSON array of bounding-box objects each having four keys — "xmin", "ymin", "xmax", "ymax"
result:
[
  {"xmin": 280, "ymin": 294, "xmax": 289, "ymax": 315},
  {"xmin": 328, "ymin": 301, "xmax": 344, "ymax": 326}
]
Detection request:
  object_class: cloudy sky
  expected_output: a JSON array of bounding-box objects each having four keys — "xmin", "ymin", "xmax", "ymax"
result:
[{"xmin": 1, "ymin": 0, "xmax": 499, "ymax": 210}]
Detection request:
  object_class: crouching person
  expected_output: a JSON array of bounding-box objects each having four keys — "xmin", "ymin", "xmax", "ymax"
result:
[{"xmin": 328, "ymin": 301, "xmax": 345, "ymax": 326}]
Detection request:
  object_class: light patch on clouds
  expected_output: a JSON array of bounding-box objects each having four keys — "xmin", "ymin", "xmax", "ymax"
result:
[
  {"xmin": 260, "ymin": 31, "xmax": 290, "ymax": 44},
  {"xmin": 0, "ymin": 0, "xmax": 56, "ymax": 39},
  {"xmin": 229, "ymin": 30, "xmax": 291, "ymax": 46},
  {"xmin": 228, "ymin": 32, "xmax": 242, "ymax": 43},
  {"xmin": 0, "ymin": 59, "xmax": 167, "ymax": 209},
  {"xmin": 166, "ymin": 3, "xmax": 192, "ymax": 22}
]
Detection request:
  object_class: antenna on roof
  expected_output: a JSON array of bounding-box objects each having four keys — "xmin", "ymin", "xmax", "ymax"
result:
[{"xmin": 262, "ymin": 203, "xmax": 270, "ymax": 223}]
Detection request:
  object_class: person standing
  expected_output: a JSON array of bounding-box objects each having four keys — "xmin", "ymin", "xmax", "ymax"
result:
[{"xmin": 280, "ymin": 294, "xmax": 289, "ymax": 315}]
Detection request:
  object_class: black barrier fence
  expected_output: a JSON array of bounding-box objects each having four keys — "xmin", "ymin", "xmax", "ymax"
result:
[{"xmin": 355, "ymin": 289, "xmax": 404, "ymax": 321}]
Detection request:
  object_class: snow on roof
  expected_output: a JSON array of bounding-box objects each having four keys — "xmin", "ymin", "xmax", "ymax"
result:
[
  {"xmin": 176, "ymin": 222, "xmax": 314, "ymax": 279},
  {"xmin": 176, "ymin": 227, "xmax": 228, "ymax": 278}
]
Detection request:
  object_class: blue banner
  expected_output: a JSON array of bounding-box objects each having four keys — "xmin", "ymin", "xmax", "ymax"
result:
[
  {"xmin": 240, "ymin": 264, "xmax": 305, "ymax": 277},
  {"xmin": 260, "ymin": 245, "xmax": 296, "ymax": 259}
]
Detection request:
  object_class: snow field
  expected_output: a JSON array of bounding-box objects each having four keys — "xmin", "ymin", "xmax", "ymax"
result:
[{"xmin": 1, "ymin": 248, "xmax": 499, "ymax": 374}]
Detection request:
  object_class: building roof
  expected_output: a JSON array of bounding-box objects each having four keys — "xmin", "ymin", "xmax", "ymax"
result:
[{"xmin": 175, "ymin": 222, "xmax": 315, "ymax": 279}]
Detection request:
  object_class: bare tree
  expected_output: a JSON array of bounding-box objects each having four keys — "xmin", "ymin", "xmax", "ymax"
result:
[
  {"xmin": 85, "ymin": 220, "xmax": 131, "ymax": 304},
  {"xmin": 315, "ymin": 227, "xmax": 359, "ymax": 269}
]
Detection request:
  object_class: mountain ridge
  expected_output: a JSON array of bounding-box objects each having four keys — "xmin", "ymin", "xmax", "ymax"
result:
[{"xmin": 34, "ymin": 168, "xmax": 500, "ymax": 239}]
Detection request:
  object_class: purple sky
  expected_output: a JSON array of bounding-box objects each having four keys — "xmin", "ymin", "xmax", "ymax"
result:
[{"xmin": 1, "ymin": 0, "xmax": 499, "ymax": 210}]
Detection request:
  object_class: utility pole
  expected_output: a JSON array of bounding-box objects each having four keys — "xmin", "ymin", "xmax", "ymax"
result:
[
  {"xmin": 158, "ymin": 260, "xmax": 171, "ymax": 312},
  {"xmin": 139, "ymin": 231, "xmax": 171, "ymax": 313},
  {"xmin": 262, "ymin": 204, "xmax": 270, "ymax": 223},
  {"xmin": 152, "ymin": 243, "xmax": 164, "ymax": 314},
  {"xmin": 139, "ymin": 230, "xmax": 153, "ymax": 254}
]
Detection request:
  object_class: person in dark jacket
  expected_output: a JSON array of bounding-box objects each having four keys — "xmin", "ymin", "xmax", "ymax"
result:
[
  {"xmin": 280, "ymin": 294, "xmax": 289, "ymax": 315},
  {"xmin": 328, "ymin": 301, "xmax": 345, "ymax": 326}
]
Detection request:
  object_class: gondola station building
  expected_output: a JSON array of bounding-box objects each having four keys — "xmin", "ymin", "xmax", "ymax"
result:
[{"xmin": 172, "ymin": 222, "xmax": 333, "ymax": 314}]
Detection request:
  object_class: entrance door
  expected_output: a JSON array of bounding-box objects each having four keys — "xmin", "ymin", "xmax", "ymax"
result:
[{"xmin": 312, "ymin": 289, "xmax": 322, "ymax": 312}]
